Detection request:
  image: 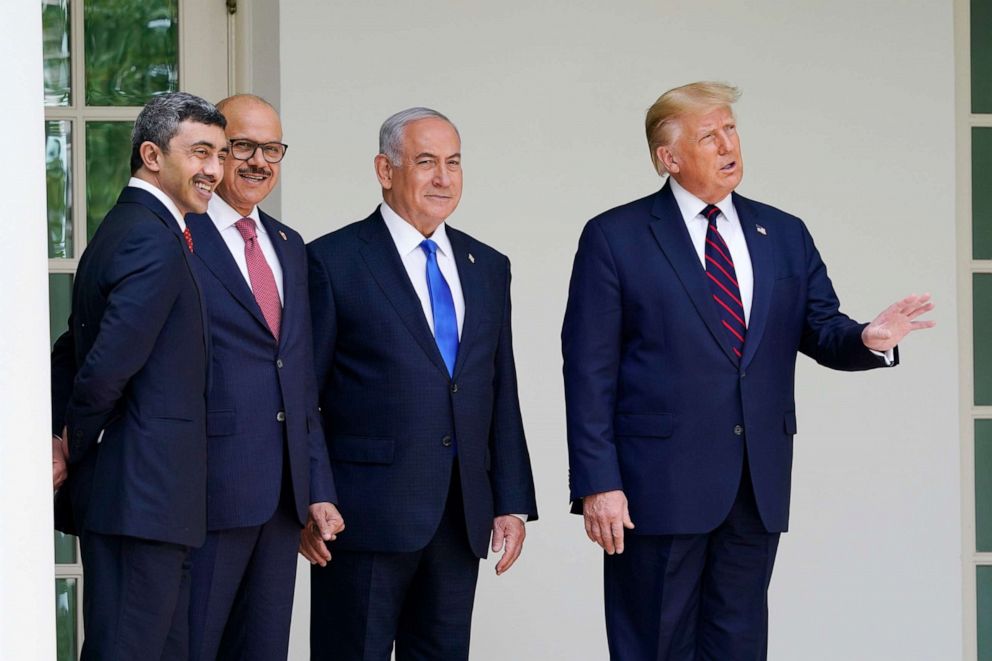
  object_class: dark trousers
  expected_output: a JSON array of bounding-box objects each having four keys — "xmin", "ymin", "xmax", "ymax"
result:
[
  {"xmin": 189, "ymin": 473, "xmax": 301, "ymax": 661},
  {"xmin": 310, "ymin": 467, "xmax": 480, "ymax": 661},
  {"xmin": 604, "ymin": 458, "xmax": 780, "ymax": 661},
  {"xmin": 79, "ymin": 531, "xmax": 192, "ymax": 661}
]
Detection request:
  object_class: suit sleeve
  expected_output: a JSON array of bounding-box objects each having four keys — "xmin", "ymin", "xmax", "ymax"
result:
[
  {"xmin": 63, "ymin": 223, "xmax": 186, "ymax": 463},
  {"xmin": 300, "ymin": 246, "xmax": 337, "ymax": 505},
  {"xmin": 51, "ymin": 327, "xmax": 76, "ymax": 436},
  {"xmin": 797, "ymin": 221, "xmax": 896, "ymax": 371},
  {"xmin": 488, "ymin": 257, "xmax": 539, "ymax": 520},
  {"xmin": 562, "ymin": 219, "xmax": 625, "ymax": 505}
]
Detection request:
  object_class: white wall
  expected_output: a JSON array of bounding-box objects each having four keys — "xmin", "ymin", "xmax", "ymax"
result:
[
  {"xmin": 0, "ymin": 4, "xmax": 57, "ymax": 660},
  {"xmin": 281, "ymin": 2, "xmax": 961, "ymax": 658}
]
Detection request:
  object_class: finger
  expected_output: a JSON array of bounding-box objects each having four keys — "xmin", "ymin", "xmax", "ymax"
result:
[
  {"xmin": 492, "ymin": 524, "xmax": 505, "ymax": 553},
  {"xmin": 611, "ymin": 521, "xmax": 625, "ymax": 554},
  {"xmin": 300, "ymin": 534, "xmax": 330, "ymax": 566},
  {"xmin": 588, "ymin": 518, "xmax": 605, "ymax": 548},
  {"xmin": 584, "ymin": 517, "xmax": 598, "ymax": 544},
  {"xmin": 910, "ymin": 320, "xmax": 937, "ymax": 330},
  {"xmin": 314, "ymin": 513, "xmax": 334, "ymax": 541},
  {"xmin": 623, "ymin": 508, "xmax": 635, "ymax": 530},
  {"xmin": 598, "ymin": 517, "xmax": 616, "ymax": 554},
  {"xmin": 496, "ymin": 533, "xmax": 522, "ymax": 575}
]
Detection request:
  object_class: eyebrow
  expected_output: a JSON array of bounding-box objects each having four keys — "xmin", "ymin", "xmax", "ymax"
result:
[{"xmin": 414, "ymin": 152, "xmax": 461, "ymax": 160}]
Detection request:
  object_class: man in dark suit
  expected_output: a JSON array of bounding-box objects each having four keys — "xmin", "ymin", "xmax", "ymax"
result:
[
  {"xmin": 50, "ymin": 92, "xmax": 228, "ymax": 660},
  {"xmin": 561, "ymin": 81, "xmax": 935, "ymax": 661},
  {"xmin": 302, "ymin": 107, "xmax": 539, "ymax": 660},
  {"xmin": 183, "ymin": 94, "xmax": 342, "ymax": 661}
]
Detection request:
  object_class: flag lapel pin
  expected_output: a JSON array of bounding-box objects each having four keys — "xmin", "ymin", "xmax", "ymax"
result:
[{"xmin": 756, "ymin": 225, "xmax": 767, "ymax": 236}]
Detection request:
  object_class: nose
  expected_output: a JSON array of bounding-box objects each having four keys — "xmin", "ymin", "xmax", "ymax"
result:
[
  {"xmin": 247, "ymin": 146, "xmax": 268, "ymax": 168},
  {"xmin": 204, "ymin": 152, "xmax": 225, "ymax": 179},
  {"xmin": 433, "ymin": 163, "xmax": 451, "ymax": 187},
  {"xmin": 716, "ymin": 130, "xmax": 732, "ymax": 154}
]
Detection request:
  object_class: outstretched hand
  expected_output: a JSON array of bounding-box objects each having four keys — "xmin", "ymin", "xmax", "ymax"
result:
[{"xmin": 861, "ymin": 293, "xmax": 935, "ymax": 352}]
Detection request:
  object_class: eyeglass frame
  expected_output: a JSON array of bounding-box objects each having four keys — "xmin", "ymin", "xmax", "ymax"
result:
[{"xmin": 228, "ymin": 139, "xmax": 289, "ymax": 164}]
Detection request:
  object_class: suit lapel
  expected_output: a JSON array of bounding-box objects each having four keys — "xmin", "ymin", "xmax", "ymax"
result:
[
  {"xmin": 648, "ymin": 182, "xmax": 738, "ymax": 366},
  {"xmin": 358, "ymin": 211, "xmax": 451, "ymax": 379},
  {"xmin": 735, "ymin": 194, "xmax": 774, "ymax": 369},
  {"xmin": 447, "ymin": 228, "xmax": 482, "ymax": 381},
  {"xmin": 258, "ymin": 210, "xmax": 294, "ymax": 350},
  {"xmin": 186, "ymin": 212, "xmax": 272, "ymax": 336}
]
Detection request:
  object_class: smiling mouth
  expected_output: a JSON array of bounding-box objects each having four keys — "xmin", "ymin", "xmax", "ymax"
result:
[{"xmin": 194, "ymin": 180, "xmax": 214, "ymax": 194}]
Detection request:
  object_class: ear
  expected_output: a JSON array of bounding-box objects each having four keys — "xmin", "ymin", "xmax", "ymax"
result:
[
  {"xmin": 657, "ymin": 145, "xmax": 679, "ymax": 174},
  {"xmin": 374, "ymin": 153, "xmax": 393, "ymax": 190},
  {"xmin": 139, "ymin": 141, "xmax": 163, "ymax": 173}
]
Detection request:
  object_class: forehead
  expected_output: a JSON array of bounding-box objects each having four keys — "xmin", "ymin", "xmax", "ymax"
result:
[
  {"xmin": 402, "ymin": 118, "xmax": 460, "ymax": 154},
  {"xmin": 224, "ymin": 102, "xmax": 282, "ymax": 139},
  {"xmin": 172, "ymin": 119, "xmax": 227, "ymax": 145},
  {"xmin": 682, "ymin": 106, "xmax": 736, "ymax": 133}
]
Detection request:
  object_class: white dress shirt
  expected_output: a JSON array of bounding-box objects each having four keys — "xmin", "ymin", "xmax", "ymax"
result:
[
  {"xmin": 380, "ymin": 201, "xmax": 465, "ymax": 339},
  {"xmin": 669, "ymin": 177, "xmax": 753, "ymax": 325},
  {"xmin": 127, "ymin": 176, "xmax": 188, "ymax": 232},
  {"xmin": 207, "ymin": 194, "xmax": 285, "ymax": 304}
]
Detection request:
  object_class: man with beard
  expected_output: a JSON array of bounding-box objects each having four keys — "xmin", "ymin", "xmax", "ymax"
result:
[{"xmin": 183, "ymin": 94, "xmax": 343, "ymax": 661}]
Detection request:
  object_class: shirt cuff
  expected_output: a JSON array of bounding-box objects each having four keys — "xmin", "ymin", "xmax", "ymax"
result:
[
  {"xmin": 511, "ymin": 513, "xmax": 528, "ymax": 523},
  {"xmin": 870, "ymin": 348, "xmax": 895, "ymax": 365}
]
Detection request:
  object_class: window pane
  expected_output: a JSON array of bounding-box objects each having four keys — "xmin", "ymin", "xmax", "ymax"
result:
[
  {"xmin": 42, "ymin": 0, "xmax": 71, "ymax": 106},
  {"xmin": 54, "ymin": 531, "xmax": 76, "ymax": 564},
  {"xmin": 55, "ymin": 578, "xmax": 78, "ymax": 661},
  {"xmin": 84, "ymin": 0, "xmax": 178, "ymax": 106},
  {"xmin": 46, "ymin": 121, "xmax": 73, "ymax": 259},
  {"xmin": 975, "ymin": 129, "xmax": 992, "ymax": 260},
  {"xmin": 977, "ymin": 275, "xmax": 992, "ymax": 406},
  {"xmin": 976, "ymin": 420, "xmax": 992, "ymax": 551},
  {"xmin": 49, "ymin": 274, "xmax": 73, "ymax": 348},
  {"xmin": 974, "ymin": 0, "xmax": 992, "ymax": 113},
  {"xmin": 86, "ymin": 121, "xmax": 133, "ymax": 240}
]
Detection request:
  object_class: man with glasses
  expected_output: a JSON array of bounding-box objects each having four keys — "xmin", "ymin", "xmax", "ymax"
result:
[{"xmin": 184, "ymin": 94, "xmax": 342, "ymax": 661}]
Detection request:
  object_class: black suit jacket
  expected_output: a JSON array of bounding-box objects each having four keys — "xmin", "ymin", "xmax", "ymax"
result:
[
  {"xmin": 307, "ymin": 208, "xmax": 538, "ymax": 558},
  {"xmin": 51, "ymin": 186, "xmax": 208, "ymax": 547}
]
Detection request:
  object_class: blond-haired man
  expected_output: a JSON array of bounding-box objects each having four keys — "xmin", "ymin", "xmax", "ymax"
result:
[{"xmin": 562, "ymin": 81, "xmax": 934, "ymax": 660}]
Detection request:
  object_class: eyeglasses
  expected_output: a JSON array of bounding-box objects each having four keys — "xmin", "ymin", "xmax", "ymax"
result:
[{"xmin": 229, "ymin": 139, "xmax": 289, "ymax": 163}]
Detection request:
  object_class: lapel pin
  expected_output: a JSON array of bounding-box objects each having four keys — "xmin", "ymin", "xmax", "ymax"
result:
[
  {"xmin": 278, "ymin": 230, "xmax": 288, "ymax": 241},
  {"xmin": 756, "ymin": 225, "xmax": 767, "ymax": 236},
  {"xmin": 468, "ymin": 253, "xmax": 475, "ymax": 264}
]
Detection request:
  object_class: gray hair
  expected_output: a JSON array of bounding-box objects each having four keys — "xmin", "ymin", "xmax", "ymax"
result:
[
  {"xmin": 379, "ymin": 107, "xmax": 458, "ymax": 165},
  {"xmin": 130, "ymin": 92, "xmax": 226, "ymax": 174}
]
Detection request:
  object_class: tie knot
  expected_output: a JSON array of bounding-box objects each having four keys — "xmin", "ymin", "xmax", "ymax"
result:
[
  {"xmin": 702, "ymin": 205, "xmax": 721, "ymax": 225},
  {"xmin": 235, "ymin": 217, "xmax": 257, "ymax": 242},
  {"xmin": 420, "ymin": 238, "xmax": 439, "ymax": 257}
]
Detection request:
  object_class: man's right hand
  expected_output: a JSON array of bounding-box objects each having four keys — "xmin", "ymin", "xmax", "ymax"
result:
[
  {"xmin": 52, "ymin": 430, "xmax": 69, "ymax": 490},
  {"xmin": 582, "ymin": 490, "xmax": 634, "ymax": 555}
]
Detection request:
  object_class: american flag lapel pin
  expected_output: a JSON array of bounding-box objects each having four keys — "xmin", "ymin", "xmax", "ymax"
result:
[
  {"xmin": 468, "ymin": 253, "xmax": 475, "ymax": 264},
  {"xmin": 756, "ymin": 225, "xmax": 767, "ymax": 236},
  {"xmin": 278, "ymin": 230, "xmax": 288, "ymax": 241}
]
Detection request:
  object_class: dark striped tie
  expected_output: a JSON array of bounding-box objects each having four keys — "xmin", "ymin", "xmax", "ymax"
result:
[{"xmin": 702, "ymin": 204, "xmax": 746, "ymax": 361}]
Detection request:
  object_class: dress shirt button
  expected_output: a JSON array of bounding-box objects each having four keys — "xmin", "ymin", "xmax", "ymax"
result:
[
  {"xmin": 441, "ymin": 435, "xmax": 453, "ymax": 447},
  {"xmin": 276, "ymin": 411, "xmax": 286, "ymax": 422},
  {"xmin": 450, "ymin": 383, "xmax": 459, "ymax": 393},
  {"xmin": 276, "ymin": 358, "xmax": 284, "ymax": 369},
  {"xmin": 733, "ymin": 425, "xmax": 744, "ymax": 436}
]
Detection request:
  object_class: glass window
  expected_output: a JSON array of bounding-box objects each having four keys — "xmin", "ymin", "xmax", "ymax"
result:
[
  {"xmin": 974, "ymin": 128, "xmax": 992, "ymax": 260},
  {"xmin": 46, "ymin": 121, "xmax": 73, "ymax": 259},
  {"xmin": 976, "ymin": 274, "xmax": 992, "ymax": 406},
  {"xmin": 42, "ymin": 0, "xmax": 71, "ymax": 106},
  {"xmin": 86, "ymin": 121, "xmax": 134, "ymax": 239},
  {"xmin": 973, "ymin": 0, "xmax": 992, "ymax": 113},
  {"xmin": 84, "ymin": 0, "xmax": 178, "ymax": 106},
  {"xmin": 55, "ymin": 578, "xmax": 78, "ymax": 661}
]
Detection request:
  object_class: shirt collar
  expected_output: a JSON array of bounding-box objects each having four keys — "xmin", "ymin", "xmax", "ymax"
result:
[
  {"xmin": 127, "ymin": 176, "xmax": 187, "ymax": 231},
  {"xmin": 208, "ymin": 193, "xmax": 260, "ymax": 233},
  {"xmin": 380, "ymin": 201, "xmax": 452, "ymax": 257},
  {"xmin": 669, "ymin": 176, "xmax": 734, "ymax": 227}
]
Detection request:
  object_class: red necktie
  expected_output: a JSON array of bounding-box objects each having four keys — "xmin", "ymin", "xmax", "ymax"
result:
[
  {"xmin": 234, "ymin": 217, "xmax": 281, "ymax": 341},
  {"xmin": 702, "ymin": 204, "xmax": 746, "ymax": 361},
  {"xmin": 183, "ymin": 226, "xmax": 194, "ymax": 253}
]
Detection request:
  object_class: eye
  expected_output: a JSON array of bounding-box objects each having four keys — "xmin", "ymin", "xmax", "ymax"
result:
[
  {"xmin": 192, "ymin": 147, "xmax": 209, "ymax": 158},
  {"xmin": 447, "ymin": 159, "xmax": 461, "ymax": 169},
  {"xmin": 417, "ymin": 159, "xmax": 435, "ymax": 167}
]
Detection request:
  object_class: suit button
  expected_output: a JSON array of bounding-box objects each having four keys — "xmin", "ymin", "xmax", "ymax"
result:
[
  {"xmin": 276, "ymin": 411, "xmax": 286, "ymax": 422},
  {"xmin": 276, "ymin": 358, "xmax": 284, "ymax": 369},
  {"xmin": 450, "ymin": 383, "xmax": 458, "ymax": 393},
  {"xmin": 733, "ymin": 425, "xmax": 744, "ymax": 436},
  {"xmin": 740, "ymin": 371, "xmax": 746, "ymax": 378},
  {"xmin": 441, "ymin": 435, "xmax": 453, "ymax": 447}
]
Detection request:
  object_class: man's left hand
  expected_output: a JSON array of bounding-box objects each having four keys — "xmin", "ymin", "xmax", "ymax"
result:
[
  {"xmin": 862, "ymin": 293, "xmax": 935, "ymax": 352},
  {"xmin": 308, "ymin": 501, "xmax": 345, "ymax": 542},
  {"xmin": 491, "ymin": 515, "xmax": 526, "ymax": 576}
]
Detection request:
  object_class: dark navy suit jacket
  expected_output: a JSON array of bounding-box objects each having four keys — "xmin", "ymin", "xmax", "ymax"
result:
[
  {"xmin": 307, "ymin": 208, "xmax": 538, "ymax": 559},
  {"xmin": 562, "ymin": 181, "xmax": 893, "ymax": 535},
  {"xmin": 51, "ymin": 186, "xmax": 208, "ymax": 547},
  {"xmin": 184, "ymin": 209, "xmax": 336, "ymax": 529}
]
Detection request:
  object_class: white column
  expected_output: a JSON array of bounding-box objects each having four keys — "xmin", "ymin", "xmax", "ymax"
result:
[{"xmin": 0, "ymin": 5, "xmax": 57, "ymax": 660}]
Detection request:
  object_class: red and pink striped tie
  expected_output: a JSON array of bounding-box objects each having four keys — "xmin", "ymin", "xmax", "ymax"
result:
[
  {"xmin": 235, "ymin": 217, "xmax": 281, "ymax": 342},
  {"xmin": 702, "ymin": 204, "xmax": 746, "ymax": 361}
]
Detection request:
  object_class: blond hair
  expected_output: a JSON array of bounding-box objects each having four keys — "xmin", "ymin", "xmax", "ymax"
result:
[{"xmin": 645, "ymin": 82, "xmax": 741, "ymax": 175}]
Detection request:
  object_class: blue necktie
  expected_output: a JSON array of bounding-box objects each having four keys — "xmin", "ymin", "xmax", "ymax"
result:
[
  {"xmin": 702, "ymin": 204, "xmax": 746, "ymax": 361},
  {"xmin": 420, "ymin": 239, "xmax": 459, "ymax": 376}
]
